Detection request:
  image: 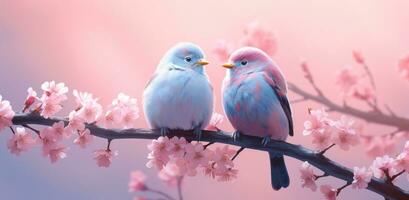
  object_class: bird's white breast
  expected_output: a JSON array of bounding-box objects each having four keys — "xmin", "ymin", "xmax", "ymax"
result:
[{"xmin": 143, "ymin": 69, "xmax": 214, "ymax": 130}]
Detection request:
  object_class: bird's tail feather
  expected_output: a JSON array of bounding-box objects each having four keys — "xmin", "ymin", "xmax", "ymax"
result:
[{"xmin": 269, "ymin": 152, "xmax": 290, "ymax": 190}]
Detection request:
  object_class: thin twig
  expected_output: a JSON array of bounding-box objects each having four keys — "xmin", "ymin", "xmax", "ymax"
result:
[
  {"xmin": 314, "ymin": 172, "xmax": 329, "ymax": 180},
  {"xmin": 10, "ymin": 113, "xmax": 409, "ymax": 200},
  {"xmin": 318, "ymin": 144, "xmax": 335, "ymax": 155},
  {"xmin": 106, "ymin": 139, "xmax": 112, "ymax": 151},
  {"xmin": 231, "ymin": 147, "xmax": 245, "ymax": 161},
  {"xmin": 384, "ymin": 104, "xmax": 397, "ymax": 117},
  {"xmin": 391, "ymin": 170, "xmax": 405, "ymax": 182},
  {"xmin": 336, "ymin": 182, "xmax": 352, "ymax": 196},
  {"xmin": 204, "ymin": 142, "xmax": 215, "ymax": 149},
  {"xmin": 9, "ymin": 126, "xmax": 15, "ymax": 135},
  {"xmin": 21, "ymin": 124, "xmax": 40, "ymax": 137}
]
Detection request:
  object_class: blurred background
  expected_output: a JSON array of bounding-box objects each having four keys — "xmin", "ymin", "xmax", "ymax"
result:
[{"xmin": 1, "ymin": 0, "xmax": 409, "ymax": 199}]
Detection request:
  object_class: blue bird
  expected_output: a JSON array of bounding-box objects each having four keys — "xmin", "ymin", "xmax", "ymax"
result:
[
  {"xmin": 143, "ymin": 42, "xmax": 214, "ymax": 139},
  {"xmin": 221, "ymin": 47, "xmax": 293, "ymax": 190}
]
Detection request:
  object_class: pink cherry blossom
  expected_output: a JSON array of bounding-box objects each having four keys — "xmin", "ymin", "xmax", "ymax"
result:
[
  {"xmin": 121, "ymin": 109, "xmax": 140, "ymax": 128},
  {"xmin": 240, "ymin": 21, "xmax": 277, "ymax": 57},
  {"xmin": 42, "ymin": 144, "xmax": 68, "ymax": 163},
  {"xmin": 203, "ymin": 162, "xmax": 218, "ymax": 178},
  {"xmin": 212, "ymin": 40, "xmax": 231, "ymax": 62},
  {"xmin": 216, "ymin": 167, "xmax": 238, "ymax": 182},
  {"xmin": 185, "ymin": 143, "xmax": 211, "ymax": 168},
  {"xmin": 73, "ymin": 91, "xmax": 103, "ymax": 123},
  {"xmin": 128, "ymin": 170, "xmax": 147, "ymax": 192},
  {"xmin": 335, "ymin": 66, "xmax": 359, "ymax": 94},
  {"xmin": 73, "ymin": 129, "xmax": 93, "ymax": 148},
  {"xmin": 41, "ymin": 81, "xmax": 68, "ymax": 97},
  {"xmin": 146, "ymin": 137, "xmax": 171, "ymax": 169},
  {"xmin": 166, "ymin": 136, "xmax": 187, "ymax": 158},
  {"xmin": 40, "ymin": 94, "xmax": 64, "ymax": 118},
  {"xmin": 24, "ymin": 87, "xmax": 38, "ymax": 111},
  {"xmin": 94, "ymin": 149, "xmax": 118, "ymax": 168},
  {"xmin": 39, "ymin": 81, "xmax": 68, "ymax": 118},
  {"xmin": 320, "ymin": 185, "xmax": 337, "ymax": 200},
  {"xmin": 352, "ymin": 50, "xmax": 365, "ymax": 64},
  {"xmin": 72, "ymin": 90, "xmax": 95, "ymax": 109},
  {"xmin": 332, "ymin": 116, "xmax": 360, "ymax": 151},
  {"xmin": 394, "ymin": 152, "xmax": 409, "ymax": 172},
  {"xmin": 352, "ymin": 167, "xmax": 372, "ymax": 189},
  {"xmin": 206, "ymin": 112, "xmax": 224, "ymax": 131},
  {"xmin": 300, "ymin": 161, "xmax": 317, "ymax": 191},
  {"xmin": 39, "ymin": 127, "xmax": 58, "ymax": 147},
  {"xmin": 158, "ymin": 169, "xmax": 179, "ymax": 186},
  {"xmin": 362, "ymin": 135, "xmax": 396, "ymax": 157},
  {"xmin": 76, "ymin": 102, "xmax": 103, "ymax": 123},
  {"xmin": 398, "ymin": 54, "xmax": 409, "ymax": 80},
  {"xmin": 50, "ymin": 121, "xmax": 71, "ymax": 140},
  {"xmin": 404, "ymin": 140, "xmax": 409, "ymax": 153},
  {"xmin": 303, "ymin": 108, "xmax": 330, "ymax": 136},
  {"xmin": 371, "ymin": 155, "xmax": 396, "ymax": 179},
  {"xmin": 164, "ymin": 158, "xmax": 197, "ymax": 177},
  {"xmin": 213, "ymin": 145, "xmax": 235, "ymax": 168},
  {"xmin": 0, "ymin": 95, "xmax": 15, "ymax": 132},
  {"xmin": 67, "ymin": 111, "xmax": 86, "ymax": 131},
  {"xmin": 133, "ymin": 197, "xmax": 147, "ymax": 200},
  {"xmin": 99, "ymin": 93, "xmax": 139, "ymax": 129},
  {"xmin": 7, "ymin": 127, "xmax": 36, "ymax": 155},
  {"xmin": 311, "ymin": 131, "xmax": 333, "ymax": 151}
]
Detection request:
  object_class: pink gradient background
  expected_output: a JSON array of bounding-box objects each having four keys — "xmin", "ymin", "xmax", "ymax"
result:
[{"xmin": 1, "ymin": 0, "xmax": 409, "ymax": 199}]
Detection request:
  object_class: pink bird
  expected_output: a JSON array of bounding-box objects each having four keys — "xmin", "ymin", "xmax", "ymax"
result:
[{"xmin": 221, "ymin": 47, "xmax": 293, "ymax": 190}]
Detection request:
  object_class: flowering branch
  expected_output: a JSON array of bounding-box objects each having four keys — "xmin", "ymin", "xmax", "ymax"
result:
[
  {"xmin": 11, "ymin": 113, "xmax": 409, "ymax": 200},
  {"xmin": 288, "ymin": 82, "xmax": 409, "ymax": 131}
]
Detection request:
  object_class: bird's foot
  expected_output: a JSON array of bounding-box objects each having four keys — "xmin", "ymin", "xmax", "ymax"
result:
[
  {"xmin": 233, "ymin": 130, "xmax": 242, "ymax": 142},
  {"xmin": 193, "ymin": 127, "xmax": 202, "ymax": 142},
  {"xmin": 262, "ymin": 136, "xmax": 272, "ymax": 147},
  {"xmin": 160, "ymin": 128, "xmax": 170, "ymax": 137}
]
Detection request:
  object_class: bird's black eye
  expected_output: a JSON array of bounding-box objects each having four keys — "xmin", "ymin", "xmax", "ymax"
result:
[
  {"xmin": 185, "ymin": 56, "xmax": 192, "ymax": 62},
  {"xmin": 241, "ymin": 60, "xmax": 248, "ymax": 65}
]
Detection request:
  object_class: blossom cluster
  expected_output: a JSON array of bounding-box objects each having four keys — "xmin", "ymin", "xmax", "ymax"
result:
[
  {"xmin": 0, "ymin": 81, "xmax": 141, "ymax": 167},
  {"xmin": 398, "ymin": 53, "xmax": 409, "ymax": 80},
  {"xmin": 146, "ymin": 136, "xmax": 239, "ymax": 183},
  {"xmin": 334, "ymin": 51, "xmax": 375, "ymax": 103},
  {"xmin": 0, "ymin": 95, "xmax": 15, "ymax": 131},
  {"xmin": 212, "ymin": 20, "xmax": 277, "ymax": 62},
  {"xmin": 300, "ymin": 141, "xmax": 409, "ymax": 199},
  {"xmin": 303, "ymin": 108, "xmax": 360, "ymax": 151}
]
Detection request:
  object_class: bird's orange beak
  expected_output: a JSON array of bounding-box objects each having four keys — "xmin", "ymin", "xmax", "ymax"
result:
[
  {"xmin": 222, "ymin": 63, "xmax": 235, "ymax": 69},
  {"xmin": 196, "ymin": 59, "xmax": 210, "ymax": 66}
]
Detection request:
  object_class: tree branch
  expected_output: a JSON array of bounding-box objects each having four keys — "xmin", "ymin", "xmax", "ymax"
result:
[
  {"xmin": 11, "ymin": 113, "xmax": 409, "ymax": 200},
  {"xmin": 288, "ymin": 82, "xmax": 409, "ymax": 131}
]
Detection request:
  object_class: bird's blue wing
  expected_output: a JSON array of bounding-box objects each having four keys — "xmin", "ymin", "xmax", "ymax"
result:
[{"xmin": 263, "ymin": 74, "xmax": 294, "ymax": 136}]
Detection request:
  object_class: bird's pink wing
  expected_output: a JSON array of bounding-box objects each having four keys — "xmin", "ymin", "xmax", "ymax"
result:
[{"xmin": 262, "ymin": 72, "xmax": 294, "ymax": 136}]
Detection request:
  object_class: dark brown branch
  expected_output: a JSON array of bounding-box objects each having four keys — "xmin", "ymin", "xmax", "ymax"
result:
[
  {"xmin": 10, "ymin": 113, "xmax": 409, "ymax": 200},
  {"xmin": 288, "ymin": 82, "xmax": 409, "ymax": 131}
]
